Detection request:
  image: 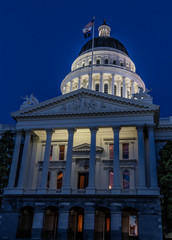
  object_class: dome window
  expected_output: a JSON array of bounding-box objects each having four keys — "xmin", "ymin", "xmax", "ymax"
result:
[
  {"xmin": 121, "ymin": 62, "xmax": 124, "ymax": 67},
  {"xmin": 95, "ymin": 83, "xmax": 99, "ymax": 92},
  {"xmin": 82, "ymin": 62, "xmax": 85, "ymax": 67},
  {"xmin": 96, "ymin": 59, "xmax": 100, "ymax": 64},
  {"xmin": 113, "ymin": 60, "xmax": 116, "ymax": 65},
  {"xmin": 89, "ymin": 60, "xmax": 92, "ymax": 65},
  {"xmin": 105, "ymin": 59, "xmax": 108, "ymax": 64},
  {"xmin": 114, "ymin": 85, "xmax": 117, "ymax": 95},
  {"xmin": 104, "ymin": 83, "xmax": 108, "ymax": 93}
]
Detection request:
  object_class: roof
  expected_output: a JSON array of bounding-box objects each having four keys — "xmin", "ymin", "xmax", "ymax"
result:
[{"xmin": 79, "ymin": 36, "xmax": 129, "ymax": 56}]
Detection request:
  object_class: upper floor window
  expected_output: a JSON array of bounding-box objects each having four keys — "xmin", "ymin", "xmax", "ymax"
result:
[
  {"xmin": 49, "ymin": 145, "xmax": 53, "ymax": 160},
  {"xmin": 114, "ymin": 85, "xmax": 117, "ymax": 96},
  {"xmin": 121, "ymin": 86, "xmax": 123, "ymax": 97},
  {"xmin": 105, "ymin": 58, "xmax": 108, "ymax": 64},
  {"xmin": 113, "ymin": 60, "xmax": 116, "ymax": 65},
  {"xmin": 122, "ymin": 143, "xmax": 129, "ymax": 159},
  {"xmin": 123, "ymin": 170, "xmax": 130, "ymax": 189},
  {"xmin": 78, "ymin": 172, "xmax": 89, "ymax": 189},
  {"xmin": 59, "ymin": 145, "xmax": 65, "ymax": 160},
  {"xmin": 104, "ymin": 83, "xmax": 108, "ymax": 93},
  {"xmin": 57, "ymin": 172, "xmax": 63, "ymax": 189},
  {"xmin": 95, "ymin": 83, "xmax": 99, "ymax": 92},
  {"xmin": 47, "ymin": 172, "xmax": 50, "ymax": 188},
  {"xmin": 109, "ymin": 144, "xmax": 114, "ymax": 159},
  {"xmin": 96, "ymin": 59, "xmax": 100, "ymax": 64}
]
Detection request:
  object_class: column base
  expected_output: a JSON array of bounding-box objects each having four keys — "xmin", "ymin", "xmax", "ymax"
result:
[
  {"xmin": 86, "ymin": 187, "xmax": 95, "ymax": 194},
  {"xmin": 137, "ymin": 186, "xmax": 148, "ymax": 194},
  {"xmin": 111, "ymin": 186, "xmax": 121, "ymax": 194},
  {"xmin": 61, "ymin": 187, "xmax": 71, "ymax": 194},
  {"xmin": 13, "ymin": 187, "xmax": 24, "ymax": 194},
  {"xmin": 148, "ymin": 186, "xmax": 160, "ymax": 195},
  {"xmin": 37, "ymin": 188, "xmax": 47, "ymax": 194}
]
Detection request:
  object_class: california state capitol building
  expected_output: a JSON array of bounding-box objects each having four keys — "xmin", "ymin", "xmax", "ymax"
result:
[{"xmin": 0, "ymin": 20, "xmax": 172, "ymax": 240}]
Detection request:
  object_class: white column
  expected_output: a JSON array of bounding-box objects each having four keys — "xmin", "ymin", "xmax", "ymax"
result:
[
  {"xmin": 70, "ymin": 80, "xmax": 73, "ymax": 92},
  {"xmin": 87, "ymin": 127, "xmax": 97, "ymax": 193},
  {"xmin": 88, "ymin": 73, "xmax": 92, "ymax": 90},
  {"xmin": 39, "ymin": 129, "xmax": 53, "ymax": 191},
  {"xmin": 100, "ymin": 73, "xmax": 103, "ymax": 92},
  {"xmin": 49, "ymin": 169, "xmax": 57, "ymax": 189},
  {"xmin": 64, "ymin": 85, "xmax": 67, "ymax": 94},
  {"xmin": 131, "ymin": 80, "xmax": 134, "ymax": 95},
  {"xmin": 7, "ymin": 130, "xmax": 22, "ymax": 189},
  {"xmin": 117, "ymin": 81, "xmax": 121, "ymax": 96},
  {"xmin": 62, "ymin": 128, "xmax": 75, "ymax": 193},
  {"xmin": 17, "ymin": 130, "xmax": 31, "ymax": 189},
  {"xmin": 122, "ymin": 76, "xmax": 126, "ymax": 97},
  {"xmin": 137, "ymin": 126, "xmax": 146, "ymax": 191},
  {"xmin": 112, "ymin": 126, "xmax": 121, "ymax": 194},
  {"xmin": 78, "ymin": 76, "xmax": 81, "ymax": 89},
  {"xmin": 112, "ymin": 74, "xmax": 115, "ymax": 95},
  {"xmin": 148, "ymin": 125, "xmax": 159, "ymax": 190}
]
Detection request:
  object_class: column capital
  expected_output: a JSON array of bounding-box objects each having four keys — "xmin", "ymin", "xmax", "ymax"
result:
[
  {"xmin": 100, "ymin": 72, "xmax": 103, "ymax": 76},
  {"xmin": 90, "ymin": 127, "xmax": 98, "ymax": 133},
  {"xmin": 136, "ymin": 125, "xmax": 144, "ymax": 131},
  {"xmin": 67, "ymin": 128, "xmax": 76, "ymax": 135},
  {"xmin": 45, "ymin": 128, "xmax": 54, "ymax": 135},
  {"xmin": 31, "ymin": 133, "xmax": 39, "ymax": 143},
  {"xmin": 122, "ymin": 76, "xmax": 126, "ymax": 80},
  {"xmin": 112, "ymin": 126, "xmax": 121, "ymax": 131},
  {"xmin": 16, "ymin": 129, "xmax": 23, "ymax": 134},
  {"xmin": 147, "ymin": 124, "xmax": 156, "ymax": 130},
  {"xmin": 24, "ymin": 129, "xmax": 32, "ymax": 135}
]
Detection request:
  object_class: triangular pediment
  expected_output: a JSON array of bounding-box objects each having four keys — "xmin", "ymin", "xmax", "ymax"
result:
[
  {"xmin": 11, "ymin": 88, "xmax": 159, "ymax": 119},
  {"xmin": 73, "ymin": 143, "xmax": 104, "ymax": 152}
]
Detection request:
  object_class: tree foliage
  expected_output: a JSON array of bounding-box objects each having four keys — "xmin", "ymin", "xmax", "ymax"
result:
[
  {"xmin": 0, "ymin": 130, "xmax": 15, "ymax": 193},
  {"xmin": 158, "ymin": 140, "xmax": 172, "ymax": 234}
]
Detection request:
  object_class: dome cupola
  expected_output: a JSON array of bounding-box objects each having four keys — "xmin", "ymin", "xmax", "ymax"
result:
[{"xmin": 98, "ymin": 20, "xmax": 111, "ymax": 37}]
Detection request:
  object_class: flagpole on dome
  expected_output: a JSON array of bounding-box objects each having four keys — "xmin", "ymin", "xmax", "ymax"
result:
[{"xmin": 90, "ymin": 16, "xmax": 95, "ymax": 90}]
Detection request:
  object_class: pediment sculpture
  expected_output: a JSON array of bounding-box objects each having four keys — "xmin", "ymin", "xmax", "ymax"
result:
[{"xmin": 20, "ymin": 94, "xmax": 39, "ymax": 109}]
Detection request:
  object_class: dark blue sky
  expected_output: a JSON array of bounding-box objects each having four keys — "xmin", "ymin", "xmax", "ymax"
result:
[{"xmin": 0, "ymin": 0, "xmax": 172, "ymax": 124}]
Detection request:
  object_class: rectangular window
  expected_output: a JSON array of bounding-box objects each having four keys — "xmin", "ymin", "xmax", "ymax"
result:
[
  {"xmin": 78, "ymin": 173, "xmax": 89, "ymax": 189},
  {"xmin": 109, "ymin": 171, "xmax": 114, "ymax": 189},
  {"xmin": 59, "ymin": 145, "xmax": 65, "ymax": 160},
  {"xmin": 49, "ymin": 145, "xmax": 53, "ymax": 160},
  {"xmin": 122, "ymin": 143, "xmax": 129, "ymax": 159},
  {"xmin": 109, "ymin": 144, "xmax": 114, "ymax": 159}
]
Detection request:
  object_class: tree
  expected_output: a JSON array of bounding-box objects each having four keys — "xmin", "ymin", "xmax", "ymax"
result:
[
  {"xmin": 0, "ymin": 130, "xmax": 15, "ymax": 193},
  {"xmin": 158, "ymin": 140, "xmax": 172, "ymax": 236}
]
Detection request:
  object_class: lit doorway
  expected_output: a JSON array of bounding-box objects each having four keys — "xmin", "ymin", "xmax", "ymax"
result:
[
  {"xmin": 78, "ymin": 172, "xmax": 89, "ymax": 189},
  {"xmin": 95, "ymin": 207, "xmax": 110, "ymax": 240},
  {"xmin": 122, "ymin": 208, "xmax": 138, "ymax": 240},
  {"xmin": 68, "ymin": 207, "xmax": 84, "ymax": 240}
]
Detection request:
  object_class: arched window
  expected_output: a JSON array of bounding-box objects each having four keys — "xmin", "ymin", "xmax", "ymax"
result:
[
  {"xmin": 82, "ymin": 62, "xmax": 85, "ymax": 67},
  {"xmin": 96, "ymin": 59, "xmax": 100, "ymax": 64},
  {"xmin": 41, "ymin": 207, "xmax": 58, "ymax": 239},
  {"xmin": 122, "ymin": 208, "xmax": 138, "ymax": 239},
  {"xmin": 95, "ymin": 83, "xmax": 99, "ymax": 92},
  {"xmin": 57, "ymin": 172, "xmax": 63, "ymax": 189},
  {"xmin": 113, "ymin": 60, "xmax": 116, "ymax": 65},
  {"xmin": 89, "ymin": 60, "xmax": 92, "ymax": 65},
  {"xmin": 123, "ymin": 170, "xmax": 130, "ymax": 189},
  {"xmin": 105, "ymin": 58, "xmax": 108, "ymax": 64},
  {"xmin": 104, "ymin": 83, "xmax": 108, "ymax": 93},
  {"xmin": 95, "ymin": 207, "xmax": 110, "ymax": 240},
  {"xmin": 16, "ymin": 207, "xmax": 34, "ymax": 239},
  {"xmin": 121, "ymin": 62, "xmax": 124, "ymax": 67},
  {"xmin": 68, "ymin": 207, "xmax": 84, "ymax": 240},
  {"xmin": 114, "ymin": 85, "xmax": 117, "ymax": 95}
]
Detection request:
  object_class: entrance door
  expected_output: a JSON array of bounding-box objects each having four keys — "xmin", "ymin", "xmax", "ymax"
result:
[
  {"xmin": 95, "ymin": 208, "xmax": 110, "ymax": 240},
  {"xmin": 68, "ymin": 207, "xmax": 84, "ymax": 240},
  {"xmin": 78, "ymin": 172, "xmax": 89, "ymax": 189}
]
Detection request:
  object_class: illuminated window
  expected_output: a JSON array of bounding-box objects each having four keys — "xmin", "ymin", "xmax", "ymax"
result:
[
  {"xmin": 123, "ymin": 170, "xmax": 130, "ymax": 189},
  {"xmin": 104, "ymin": 83, "xmax": 108, "ymax": 93},
  {"xmin": 69, "ymin": 207, "xmax": 84, "ymax": 238},
  {"xmin": 109, "ymin": 144, "xmax": 114, "ymax": 159},
  {"xmin": 129, "ymin": 214, "xmax": 138, "ymax": 236},
  {"xmin": 49, "ymin": 145, "xmax": 53, "ymax": 160},
  {"xmin": 78, "ymin": 172, "xmax": 88, "ymax": 189},
  {"xmin": 95, "ymin": 83, "xmax": 99, "ymax": 92},
  {"xmin": 41, "ymin": 208, "xmax": 58, "ymax": 239},
  {"xmin": 109, "ymin": 171, "xmax": 113, "ymax": 189},
  {"xmin": 105, "ymin": 58, "xmax": 108, "ymax": 64},
  {"xmin": 114, "ymin": 85, "xmax": 117, "ymax": 95},
  {"xmin": 122, "ymin": 143, "xmax": 129, "ymax": 159},
  {"xmin": 96, "ymin": 59, "xmax": 100, "ymax": 64},
  {"xmin": 113, "ymin": 60, "xmax": 116, "ymax": 65},
  {"xmin": 77, "ymin": 214, "xmax": 83, "ymax": 232},
  {"xmin": 59, "ymin": 145, "xmax": 65, "ymax": 160},
  {"xmin": 57, "ymin": 172, "xmax": 63, "ymax": 189}
]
